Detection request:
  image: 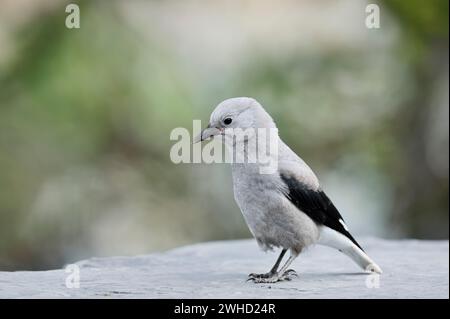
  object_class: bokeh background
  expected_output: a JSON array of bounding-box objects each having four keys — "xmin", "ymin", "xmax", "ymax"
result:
[{"xmin": 0, "ymin": 0, "xmax": 448, "ymax": 271}]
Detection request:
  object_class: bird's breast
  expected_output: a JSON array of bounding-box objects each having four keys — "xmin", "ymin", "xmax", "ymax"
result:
[
  {"xmin": 231, "ymin": 165, "xmax": 285, "ymax": 224},
  {"xmin": 231, "ymin": 164, "xmax": 320, "ymax": 250}
]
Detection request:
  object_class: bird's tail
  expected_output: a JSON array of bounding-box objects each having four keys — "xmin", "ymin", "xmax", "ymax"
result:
[{"xmin": 318, "ymin": 227, "xmax": 383, "ymax": 274}]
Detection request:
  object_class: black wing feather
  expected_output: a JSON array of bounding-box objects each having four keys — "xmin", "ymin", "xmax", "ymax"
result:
[{"xmin": 280, "ymin": 173, "xmax": 364, "ymax": 251}]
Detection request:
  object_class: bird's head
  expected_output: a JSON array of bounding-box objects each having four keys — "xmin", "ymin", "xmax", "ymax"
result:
[{"xmin": 193, "ymin": 97, "xmax": 276, "ymax": 144}]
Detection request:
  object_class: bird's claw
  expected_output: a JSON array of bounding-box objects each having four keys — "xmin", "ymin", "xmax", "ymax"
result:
[
  {"xmin": 247, "ymin": 275, "xmax": 279, "ymax": 283},
  {"xmin": 247, "ymin": 269, "xmax": 298, "ymax": 283},
  {"xmin": 248, "ymin": 272, "xmax": 273, "ymax": 279},
  {"xmin": 279, "ymin": 269, "xmax": 298, "ymax": 281}
]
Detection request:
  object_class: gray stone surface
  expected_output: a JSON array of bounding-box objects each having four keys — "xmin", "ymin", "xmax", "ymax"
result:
[{"xmin": 0, "ymin": 238, "xmax": 448, "ymax": 298}]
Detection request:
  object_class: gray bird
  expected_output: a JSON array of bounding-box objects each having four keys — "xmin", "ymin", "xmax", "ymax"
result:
[{"xmin": 194, "ymin": 97, "xmax": 382, "ymax": 283}]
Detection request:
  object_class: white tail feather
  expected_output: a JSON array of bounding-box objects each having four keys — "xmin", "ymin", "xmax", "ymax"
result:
[{"xmin": 318, "ymin": 226, "xmax": 382, "ymax": 274}]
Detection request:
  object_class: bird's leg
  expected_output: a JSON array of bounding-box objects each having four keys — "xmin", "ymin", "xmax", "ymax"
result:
[
  {"xmin": 248, "ymin": 249, "xmax": 287, "ymax": 281},
  {"xmin": 276, "ymin": 251, "xmax": 299, "ymax": 281},
  {"xmin": 269, "ymin": 248, "xmax": 287, "ymax": 274},
  {"xmin": 248, "ymin": 250, "xmax": 299, "ymax": 283}
]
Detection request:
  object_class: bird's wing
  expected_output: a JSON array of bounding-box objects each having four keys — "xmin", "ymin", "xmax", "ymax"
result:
[{"xmin": 279, "ymin": 168, "xmax": 363, "ymax": 251}]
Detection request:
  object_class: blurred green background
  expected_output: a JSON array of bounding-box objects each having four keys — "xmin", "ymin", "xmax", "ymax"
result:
[{"xmin": 0, "ymin": 0, "xmax": 448, "ymax": 270}]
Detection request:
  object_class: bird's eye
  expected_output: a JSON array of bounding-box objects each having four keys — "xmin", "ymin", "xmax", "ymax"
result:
[{"xmin": 223, "ymin": 118, "xmax": 233, "ymax": 125}]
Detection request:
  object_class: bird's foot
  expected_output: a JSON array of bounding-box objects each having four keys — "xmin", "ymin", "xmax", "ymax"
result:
[
  {"xmin": 247, "ymin": 271, "xmax": 275, "ymax": 280},
  {"xmin": 279, "ymin": 269, "xmax": 298, "ymax": 281},
  {"xmin": 247, "ymin": 269, "xmax": 298, "ymax": 283}
]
